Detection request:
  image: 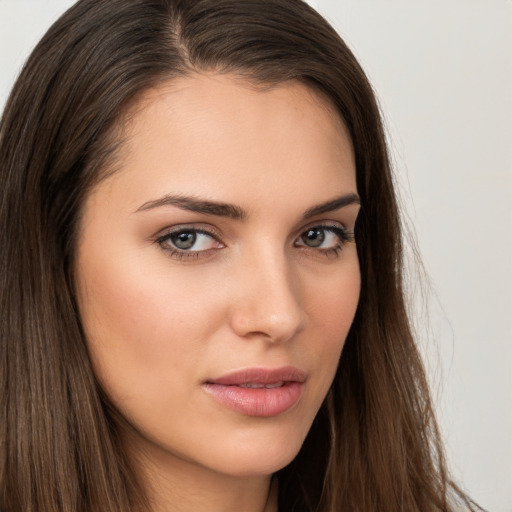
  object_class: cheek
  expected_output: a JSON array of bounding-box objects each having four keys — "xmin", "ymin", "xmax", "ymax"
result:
[
  {"xmin": 313, "ymin": 261, "xmax": 360, "ymax": 366},
  {"xmin": 76, "ymin": 256, "xmax": 226, "ymax": 454},
  {"xmin": 307, "ymin": 256, "xmax": 360, "ymax": 337},
  {"xmin": 74, "ymin": 228, "xmax": 361, "ymax": 476},
  {"xmin": 75, "ymin": 242, "xmax": 222, "ymax": 397}
]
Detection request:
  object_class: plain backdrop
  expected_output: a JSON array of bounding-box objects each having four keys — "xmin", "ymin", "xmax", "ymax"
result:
[{"xmin": 1, "ymin": 1, "xmax": 511, "ymax": 511}]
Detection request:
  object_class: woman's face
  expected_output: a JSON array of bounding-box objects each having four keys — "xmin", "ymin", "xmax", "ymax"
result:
[{"xmin": 75, "ymin": 74, "xmax": 360, "ymax": 480}]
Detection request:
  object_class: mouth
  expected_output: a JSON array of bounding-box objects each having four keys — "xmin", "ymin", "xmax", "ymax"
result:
[
  {"xmin": 238, "ymin": 381, "xmax": 285, "ymax": 389},
  {"xmin": 203, "ymin": 366, "xmax": 306, "ymax": 417}
]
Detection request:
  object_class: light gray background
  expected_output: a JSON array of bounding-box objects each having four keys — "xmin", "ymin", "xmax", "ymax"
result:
[{"xmin": 1, "ymin": 1, "xmax": 511, "ymax": 510}]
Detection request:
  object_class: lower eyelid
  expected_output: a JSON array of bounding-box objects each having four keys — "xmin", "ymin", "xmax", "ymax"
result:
[
  {"xmin": 295, "ymin": 225, "xmax": 351, "ymax": 246},
  {"xmin": 155, "ymin": 224, "xmax": 352, "ymax": 260},
  {"xmin": 155, "ymin": 227, "xmax": 225, "ymax": 260}
]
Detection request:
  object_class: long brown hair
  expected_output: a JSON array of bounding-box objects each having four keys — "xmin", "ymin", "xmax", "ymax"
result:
[{"xmin": 0, "ymin": 1, "xmax": 483, "ymax": 511}]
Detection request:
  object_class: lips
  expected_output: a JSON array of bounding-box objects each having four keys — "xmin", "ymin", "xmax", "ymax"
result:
[{"xmin": 203, "ymin": 366, "xmax": 306, "ymax": 417}]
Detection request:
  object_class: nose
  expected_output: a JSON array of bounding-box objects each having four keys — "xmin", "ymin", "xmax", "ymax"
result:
[{"xmin": 228, "ymin": 249, "xmax": 308, "ymax": 343}]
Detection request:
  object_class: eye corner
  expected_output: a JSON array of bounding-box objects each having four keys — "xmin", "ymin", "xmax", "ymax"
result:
[
  {"xmin": 294, "ymin": 223, "xmax": 355, "ymax": 256},
  {"xmin": 154, "ymin": 225, "xmax": 225, "ymax": 261}
]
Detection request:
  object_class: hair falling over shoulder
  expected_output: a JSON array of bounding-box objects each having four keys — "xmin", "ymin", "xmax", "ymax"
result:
[{"xmin": 0, "ymin": 0, "xmax": 484, "ymax": 511}]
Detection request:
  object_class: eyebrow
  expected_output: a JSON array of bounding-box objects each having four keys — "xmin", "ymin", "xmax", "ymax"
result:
[
  {"xmin": 135, "ymin": 192, "xmax": 360, "ymax": 220},
  {"xmin": 302, "ymin": 193, "xmax": 360, "ymax": 219},
  {"xmin": 135, "ymin": 194, "xmax": 247, "ymax": 220}
]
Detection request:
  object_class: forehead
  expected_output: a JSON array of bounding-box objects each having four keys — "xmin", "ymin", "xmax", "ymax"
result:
[
  {"xmin": 123, "ymin": 74, "xmax": 350, "ymax": 150},
  {"xmin": 93, "ymin": 73, "xmax": 356, "ymax": 215},
  {"xmin": 129, "ymin": 72, "xmax": 345, "ymax": 127}
]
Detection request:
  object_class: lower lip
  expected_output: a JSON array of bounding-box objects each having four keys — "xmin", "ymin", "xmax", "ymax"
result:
[{"xmin": 203, "ymin": 382, "xmax": 303, "ymax": 417}]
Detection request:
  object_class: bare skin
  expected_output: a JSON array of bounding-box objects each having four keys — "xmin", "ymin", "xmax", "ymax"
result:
[{"xmin": 75, "ymin": 73, "xmax": 360, "ymax": 511}]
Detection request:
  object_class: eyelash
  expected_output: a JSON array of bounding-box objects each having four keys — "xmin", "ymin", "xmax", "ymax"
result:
[
  {"xmin": 155, "ymin": 223, "xmax": 355, "ymax": 261},
  {"xmin": 155, "ymin": 227, "xmax": 222, "ymax": 261},
  {"xmin": 296, "ymin": 224, "xmax": 355, "ymax": 259}
]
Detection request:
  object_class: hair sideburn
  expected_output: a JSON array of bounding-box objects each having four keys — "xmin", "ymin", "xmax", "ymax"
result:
[{"xmin": 0, "ymin": 1, "xmax": 483, "ymax": 511}]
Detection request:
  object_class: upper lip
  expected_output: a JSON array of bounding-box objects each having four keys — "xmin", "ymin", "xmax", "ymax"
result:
[{"xmin": 206, "ymin": 366, "xmax": 307, "ymax": 386}]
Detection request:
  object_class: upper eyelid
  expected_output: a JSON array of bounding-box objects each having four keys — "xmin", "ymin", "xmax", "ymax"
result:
[
  {"xmin": 155, "ymin": 227, "xmax": 222, "ymax": 257},
  {"xmin": 303, "ymin": 220, "xmax": 347, "ymax": 229},
  {"xmin": 295, "ymin": 224, "xmax": 351, "ymax": 242},
  {"xmin": 153, "ymin": 220, "xmax": 352, "ymax": 245},
  {"xmin": 154, "ymin": 223, "xmax": 221, "ymax": 241},
  {"xmin": 295, "ymin": 220, "xmax": 349, "ymax": 237}
]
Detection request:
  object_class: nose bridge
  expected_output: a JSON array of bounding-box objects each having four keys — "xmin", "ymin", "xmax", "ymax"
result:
[{"xmin": 229, "ymin": 243, "xmax": 307, "ymax": 342}]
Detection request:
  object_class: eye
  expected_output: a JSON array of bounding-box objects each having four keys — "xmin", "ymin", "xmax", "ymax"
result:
[
  {"xmin": 295, "ymin": 224, "xmax": 353, "ymax": 255},
  {"xmin": 156, "ymin": 227, "xmax": 223, "ymax": 259}
]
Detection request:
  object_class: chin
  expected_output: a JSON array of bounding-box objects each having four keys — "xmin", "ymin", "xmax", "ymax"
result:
[
  {"xmin": 197, "ymin": 422, "xmax": 310, "ymax": 478},
  {"xmin": 210, "ymin": 449, "xmax": 299, "ymax": 478}
]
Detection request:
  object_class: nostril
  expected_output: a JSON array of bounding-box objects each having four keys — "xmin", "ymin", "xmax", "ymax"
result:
[{"xmin": 229, "ymin": 299, "xmax": 307, "ymax": 343}]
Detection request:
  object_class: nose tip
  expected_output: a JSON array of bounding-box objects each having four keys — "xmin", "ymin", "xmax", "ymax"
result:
[{"xmin": 229, "ymin": 265, "xmax": 308, "ymax": 343}]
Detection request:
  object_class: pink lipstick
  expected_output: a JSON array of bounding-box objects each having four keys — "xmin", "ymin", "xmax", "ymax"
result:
[{"xmin": 203, "ymin": 367, "xmax": 306, "ymax": 417}]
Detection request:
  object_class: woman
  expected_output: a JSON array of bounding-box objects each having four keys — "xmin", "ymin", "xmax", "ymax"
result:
[{"xmin": 0, "ymin": 0, "xmax": 483, "ymax": 511}]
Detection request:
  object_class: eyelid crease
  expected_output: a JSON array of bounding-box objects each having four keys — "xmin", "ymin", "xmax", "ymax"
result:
[
  {"xmin": 296, "ymin": 220, "xmax": 353, "ymax": 238},
  {"xmin": 295, "ymin": 223, "xmax": 354, "ymax": 244},
  {"xmin": 153, "ymin": 223, "xmax": 222, "ymax": 242},
  {"xmin": 153, "ymin": 221, "xmax": 355, "ymax": 263},
  {"xmin": 154, "ymin": 226, "xmax": 225, "ymax": 263}
]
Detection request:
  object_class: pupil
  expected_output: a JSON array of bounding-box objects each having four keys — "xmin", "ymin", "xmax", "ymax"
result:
[
  {"xmin": 304, "ymin": 229, "xmax": 324, "ymax": 247},
  {"xmin": 172, "ymin": 231, "xmax": 196, "ymax": 250}
]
